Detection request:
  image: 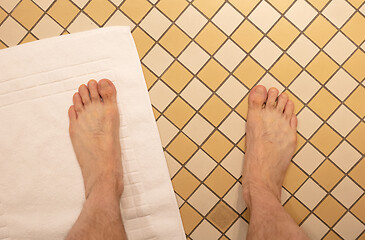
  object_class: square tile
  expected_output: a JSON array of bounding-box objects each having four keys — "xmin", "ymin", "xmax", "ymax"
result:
[
  {"xmin": 120, "ymin": 0, "xmax": 152, "ymax": 24},
  {"xmin": 314, "ymin": 195, "xmax": 346, "ymax": 227},
  {"xmin": 312, "ymin": 160, "xmax": 344, "ymax": 191},
  {"xmin": 343, "ymin": 49, "xmax": 365, "ymax": 82},
  {"xmin": 306, "ymin": 51, "xmax": 339, "ymax": 84},
  {"xmin": 83, "ymin": 0, "xmax": 116, "ymax": 26},
  {"xmin": 140, "ymin": 8, "xmax": 171, "ymax": 40},
  {"xmin": 345, "ymin": 85, "xmax": 365, "ymax": 118},
  {"xmin": 207, "ymin": 201, "xmax": 238, "ymax": 232},
  {"xmin": 322, "ymin": 0, "xmax": 355, "ymax": 28},
  {"xmin": 185, "ymin": 150, "xmax": 217, "ymax": 181},
  {"xmin": 192, "ymin": 0, "xmax": 224, "ymax": 18},
  {"xmin": 325, "ymin": 68, "xmax": 358, "ymax": 101},
  {"xmin": 219, "ymin": 112, "xmax": 246, "ymax": 143},
  {"xmin": 270, "ymin": 54, "xmax": 302, "ymax": 86},
  {"xmin": 304, "ymin": 15, "xmax": 337, "ymax": 48},
  {"xmin": 231, "ymin": 20, "xmax": 263, "ymax": 52},
  {"xmin": 333, "ymin": 212, "xmax": 364, "ymax": 240},
  {"xmin": 216, "ymin": 76, "xmax": 248, "ymax": 108},
  {"xmin": 72, "ymin": 0, "xmax": 89, "ymax": 8},
  {"xmin": 0, "ymin": 0, "xmax": 21, "ymax": 12},
  {"xmin": 289, "ymin": 71, "xmax": 321, "ymax": 103},
  {"xmin": 214, "ymin": 39, "xmax": 246, "ymax": 71},
  {"xmin": 307, "ymin": 0, "xmax": 330, "ymax": 11},
  {"xmin": 282, "ymin": 162, "xmax": 308, "ymax": 194},
  {"xmin": 267, "ymin": 0, "xmax": 294, "ymax": 13},
  {"xmin": 324, "ymin": 32, "xmax": 357, "ymax": 65},
  {"xmin": 172, "ymin": 168, "xmax": 200, "ymax": 200},
  {"xmin": 285, "ymin": 0, "xmax": 317, "ymax": 31},
  {"xmin": 205, "ymin": 165, "xmax": 236, "ymax": 198},
  {"xmin": 188, "ymin": 185, "xmax": 219, "ymax": 215},
  {"xmin": 0, "ymin": 16, "xmax": 27, "ymax": 46},
  {"xmin": 287, "ymin": 34, "xmax": 320, "ymax": 67},
  {"xmin": 268, "ymin": 17, "xmax": 300, "ymax": 50},
  {"xmin": 256, "ymin": 73, "xmax": 285, "ymax": 93},
  {"xmin": 293, "ymin": 143, "xmax": 325, "ymax": 174},
  {"xmin": 212, "ymin": 2, "xmax": 244, "ymax": 35},
  {"xmin": 195, "ymin": 22, "xmax": 226, "ymax": 55},
  {"xmin": 156, "ymin": 0, "xmax": 188, "ymax": 21},
  {"xmin": 190, "ymin": 220, "xmax": 221, "ymax": 240},
  {"xmin": 233, "ymin": 56, "xmax": 265, "ymax": 88},
  {"xmin": 332, "ymin": 176, "xmax": 363, "ymax": 208},
  {"xmin": 329, "ymin": 141, "xmax": 362, "ymax": 172},
  {"xmin": 142, "ymin": 64, "xmax": 157, "ymax": 90},
  {"xmin": 47, "ymin": 0, "xmax": 79, "ymax": 28},
  {"xmin": 349, "ymin": 158, "xmax": 365, "ymax": 189},
  {"xmin": 131, "ymin": 27, "xmax": 154, "ymax": 58},
  {"xmin": 104, "ymin": 10, "xmax": 136, "ymax": 30},
  {"xmin": 301, "ymin": 214, "xmax": 329, "ymax": 240},
  {"xmin": 308, "ymin": 88, "xmax": 341, "ymax": 120},
  {"xmin": 148, "ymin": 80, "xmax": 176, "ymax": 111},
  {"xmin": 180, "ymin": 78, "xmax": 212, "ymax": 110},
  {"xmin": 166, "ymin": 132, "xmax": 198, "ymax": 164},
  {"xmin": 328, "ymin": 104, "xmax": 360, "ymax": 137},
  {"xmin": 32, "ymin": 14, "xmax": 63, "ymax": 39},
  {"xmin": 202, "ymin": 130, "xmax": 234, "ymax": 162},
  {"xmin": 251, "ymin": 37, "xmax": 282, "ymax": 69},
  {"xmin": 229, "ymin": 0, "xmax": 260, "ymax": 16},
  {"xmin": 142, "ymin": 44, "xmax": 174, "ymax": 76},
  {"xmin": 347, "ymin": 122, "xmax": 365, "ymax": 154},
  {"xmin": 248, "ymin": 0, "xmax": 280, "ymax": 33},
  {"xmin": 175, "ymin": 5, "xmax": 207, "ymax": 38},
  {"xmin": 310, "ymin": 124, "xmax": 342, "ymax": 155},
  {"xmin": 351, "ymin": 195, "xmax": 365, "ymax": 223},
  {"xmin": 197, "ymin": 59, "xmax": 229, "ymax": 91},
  {"xmin": 161, "ymin": 61, "xmax": 192, "ymax": 93},
  {"xmin": 296, "ymin": 107, "xmax": 323, "ymax": 138},
  {"xmin": 164, "ymin": 151, "xmax": 182, "ymax": 178},
  {"xmin": 221, "ymin": 147, "xmax": 244, "ymax": 179},
  {"xmin": 66, "ymin": 11, "xmax": 98, "ymax": 33},
  {"xmin": 283, "ymin": 197, "xmax": 310, "ymax": 224},
  {"xmin": 200, "ymin": 95, "xmax": 231, "ymax": 127},
  {"xmin": 294, "ymin": 178, "xmax": 326, "ymax": 210},
  {"xmin": 180, "ymin": 203, "xmax": 203, "ymax": 234},
  {"xmin": 159, "ymin": 24, "xmax": 190, "ymax": 57},
  {"xmin": 157, "ymin": 116, "xmax": 178, "ymax": 147},
  {"xmin": 178, "ymin": 42, "xmax": 210, "ymax": 74},
  {"xmin": 164, "ymin": 97, "xmax": 195, "ymax": 129},
  {"xmin": 183, "ymin": 113, "xmax": 214, "ymax": 145},
  {"xmin": 226, "ymin": 218, "xmax": 248, "ymax": 240},
  {"xmin": 342, "ymin": 13, "xmax": 365, "ymax": 45},
  {"xmin": 11, "ymin": 0, "xmax": 43, "ymax": 30}
]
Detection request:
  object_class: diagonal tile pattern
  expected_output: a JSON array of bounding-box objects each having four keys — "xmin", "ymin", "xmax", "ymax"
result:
[{"xmin": 1, "ymin": 0, "xmax": 364, "ymax": 239}]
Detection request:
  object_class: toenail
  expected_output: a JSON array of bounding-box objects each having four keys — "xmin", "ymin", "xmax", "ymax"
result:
[
  {"xmin": 255, "ymin": 86, "xmax": 265, "ymax": 94},
  {"xmin": 100, "ymin": 80, "xmax": 109, "ymax": 87}
]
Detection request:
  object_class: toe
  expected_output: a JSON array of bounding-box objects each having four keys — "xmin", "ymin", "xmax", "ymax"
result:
[
  {"xmin": 266, "ymin": 87, "xmax": 279, "ymax": 108},
  {"xmin": 68, "ymin": 105, "xmax": 77, "ymax": 120},
  {"xmin": 98, "ymin": 79, "xmax": 117, "ymax": 103},
  {"xmin": 284, "ymin": 100, "xmax": 294, "ymax": 119},
  {"xmin": 73, "ymin": 92, "xmax": 84, "ymax": 112},
  {"xmin": 78, "ymin": 84, "xmax": 91, "ymax": 105},
  {"xmin": 248, "ymin": 85, "xmax": 267, "ymax": 109},
  {"xmin": 87, "ymin": 80, "xmax": 100, "ymax": 102},
  {"xmin": 290, "ymin": 114, "xmax": 298, "ymax": 129},
  {"xmin": 276, "ymin": 92, "xmax": 288, "ymax": 112}
]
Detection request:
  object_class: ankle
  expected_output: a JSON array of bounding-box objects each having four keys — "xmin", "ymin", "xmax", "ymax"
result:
[
  {"xmin": 86, "ymin": 172, "xmax": 124, "ymax": 200},
  {"xmin": 243, "ymin": 180, "xmax": 281, "ymax": 210}
]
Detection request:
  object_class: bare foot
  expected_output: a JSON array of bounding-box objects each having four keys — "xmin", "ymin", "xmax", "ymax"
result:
[
  {"xmin": 242, "ymin": 85, "xmax": 297, "ymax": 208},
  {"xmin": 68, "ymin": 79, "xmax": 123, "ymax": 199}
]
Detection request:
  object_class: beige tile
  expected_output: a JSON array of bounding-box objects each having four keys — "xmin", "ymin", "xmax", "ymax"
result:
[
  {"xmin": 289, "ymin": 71, "xmax": 321, "ymax": 103},
  {"xmin": 132, "ymin": 27, "xmax": 154, "ymax": 59},
  {"xmin": 347, "ymin": 122, "xmax": 365, "ymax": 154},
  {"xmin": 343, "ymin": 49, "xmax": 365, "ymax": 82},
  {"xmin": 142, "ymin": 64, "xmax": 157, "ymax": 90},
  {"xmin": 183, "ymin": 114, "xmax": 214, "ymax": 145},
  {"xmin": 180, "ymin": 78, "xmax": 212, "ymax": 110},
  {"xmin": 152, "ymin": 106, "xmax": 160, "ymax": 120},
  {"xmin": 282, "ymin": 162, "xmax": 308, "ymax": 194},
  {"xmin": 332, "ymin": 176, "xmax": 363, "ymax": 208},
  {"xmin": 142, "ymin": 44, "xmax": 173, "ymax": 76},
  {"xmin": 120, "ymin": 0, "xmax": 152, "ymax": 24},
  {"xmin": 231, "ymin": 20, "xmax": 263, "ymax": 52},
  {"xmin": 219, "ymin": 111, "xmax": 246, "ymax": 143},
  {"xmin": 328, "ymin": 104, "xmax": 360, "ymax": 137},
  {"xmin": 294, "ymin": 178, "xmax": 326, "ymax": 210},
  {"xmin": 20, "ymin": 33, "xmax": 37, "ymax": 44},
  {"xmin": 156, "ymin": 116, "xmax": 178, "ymax": 147},
  {"xmin": 223, "ymin": 181, "xmax": 246, "ymax": 213},
  {"xmin": 235, "ymin": 95, "xmax": 249, "ymax": 120},
  {"xmin": 11, "ymin": 0, "xmax": 43, "ymax": 30},
  {"xmin": 349, "ymin": 158, "xmax": 365, "ymax": 188},
  {"xmin": 164, "ymin": 97, "xmax": 195, "ymax": 129},
  {"xmin": 178, "ymin": 42, "xmax": 209, "ymax": 74},
  {"xmin": 270, "ymin": 54, "xmax": 302, "ymax": 86},
  {"xmin": 139, "ymin": 8, "xmax": 171, "ymax": 40},
  {"xmin": 202, "ymin": 130, "xmax": 233, "ymax": 162},
  {"xmin": 225, "ymin": 218, "xmax": 249, "ymax": 240},
  {"xmin": 308, "ymin": 88, "xmax": 340, "ymax": 120},
  {"xmin": 0, "ymin": 16, "xmax": 27, "ymax": 46},
  {"xmin": 195, "ymin": 22, "xmax": 226, "ymax": 55},
  {"xmin": 84, "ymin": 0, "xmax": 115, "ymax": 26},
  {"xmin": 325, "ymin": 68, "xmax": 358, "ymax": 101},
  {"xmin": 345, "ymin": 85, "xmax": 365, "ymax": 118},
  {"xmin": 190, "ymin": 220, "xmax": 221, "ymax": 240},
  {"xmin": 185, "ymin": 150, "xmax": 217, "ymax": 181},
  {"xmin": 32, "ymin": 14, "xmax": 63, "ymax": 39},
  {"xmin": 314, "ymin": 195, "xmax": 346, "ymax": 227},
  {"xmin": 0, "ymin": 0, "xmax": 21, "ymax": 12},
  {"xmin": 148, "ymin": 80, "xmax": 175, "ymax": 111},
  {"xmin": 285, "ymin": 0, "xmax": 317, "ymax": 31},
  {"xmin": 205, "ymin": 166, "xmax": 236, "ymax": 197},
  {"xmin": 248, "ymin": 0, "xmax": 280, "ymax": 33},
  {"xmin": 301, "ymin": 214, "xmax": 329, "ymax": 240},
  {"xmin": 251, "ymin": 37, "xmax": 282, "ymax": 69},
  {"xmin": 200, "ymin": 95, "xmax": 231, "ymax": 127},
  {"xmin": 207, "ymin": 201, "xmax": 238, "ymax": 232},
  {"xmin": 293, "ymin": 143, "xmax": 325, "ymax": 175},
  {"xmin": 179, "ymin": 203, "xmax": 203, "ymax": 234},
  {"xmin": 287, "ymin": 34, "xmax": 320, "ymax": 67},
  {"xmin": 306, "ymin": 51, "xmax": 339, "ymax": 84},
  {"xmin": 324, "ymin": 32, "xmax": 356, "ymax": 65},
  {"xmin": 156, "ymin": 0, "xmax": 188, "ymax": 21},
  {"xmin": 159, "ymin": 24, "xmax": 190, "ymax": 57},
  {"xmin": 166, "ymin": 132, "xmax": 198, "ymax": 164},
  {"xmin": 104, "ymin": 10, "xmax": 135, "ymax": 30},
  {"xmin": 217, "ymin": 76, "xmax": 248, "ymax": 108},
  {"xmin": 296, "ymin": 107, "xmax": 323, "ymax": 138},
  {"xmin": 233, "ymin": 56, "xmax": 265, "ymax": 88},
  {"xmin": 175, "ymin": 5, "xmax": 207, "ymax": 38},
  {"xmin": 322, "ymin": 0, "xmax": 355, "ymax": 28},
  {"xmin": 188, "ymin": 185, "xmax": 219, "ymax": 215},
  {"xmin": 283, "ymin": 197, "xmax": 310, "ymax": 224},
  {"xmin": 47, "ymin": 0, "xmax": 79, "ymax": 28},
  {"xmin": 66, "ymin": 12, "xmax": 98, "ymax": 33},
  {"xmin": 305, "ymin": 15, "xmax": 337, "ymax": 48},
  {"xmin": 268, "ymin": 17, "xmax": 300, "ymax": 50},
  {"xmin": 214, "ymin": 39, "xmax": 246, "ymax": 72},
  {"xmin": 164, "ymin": 152, "xmax": 181, "ymax": 178},
  {"xmin": 329, "ymin": 141, "xmax": 362, "ymax": 172},
  {"xmin": 312, "ymin": 160, "xmax": 344, "ymax": 191},
  {"xmin": 197, "ymin": 59, "xmax": 229, "ymax": 91},
  {"xmin": 212, "ymin": 3, "xmax": 243, "ymax": 35},
  {"xmin": 172, "ymin": 168, "xmax": 200, "ymax": 200},
  {"xmin": 161, "ymin": 61, "xmax": 192, "ymax": 93},
  {"xmin": 192, "ymin": 0, "xmax": 224, "ymax": 18},
  {"xmin": 333, "ymin": 212, "xmax": 364, "ymax": 240},
  {"xmin": 310, "ymin": 124, "xmax": 342, "ymax": 156}
]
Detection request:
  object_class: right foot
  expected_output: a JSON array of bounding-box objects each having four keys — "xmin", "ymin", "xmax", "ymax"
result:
[
  {"xmin": 242, "ymin": 86, "xmax": 298, "ymax": 208},
  {"xmin": 68, "ymin": 79, "xmax": 123, "ymax": 199}
]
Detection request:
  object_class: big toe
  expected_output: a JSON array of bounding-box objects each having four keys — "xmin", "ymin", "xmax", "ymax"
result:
[
  {"xmin": 98, "ymin": 79, "xmax": 117, "ymax": 103},
  {"xmin": 248, "ymin": 85, "xmax": 267, "ymax": 109}
]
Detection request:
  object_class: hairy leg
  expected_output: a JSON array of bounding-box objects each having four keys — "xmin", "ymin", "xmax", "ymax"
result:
[
  {"xmin": 66, "ymin": 79, "xmax": 127, "ymax": 240},
  {"xmin": 242, "ymin": 86, "xmax": 309, "ymax": 240}
]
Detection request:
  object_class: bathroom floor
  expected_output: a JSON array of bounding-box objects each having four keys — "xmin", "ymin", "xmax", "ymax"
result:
[{"xmin": 0, "ymin": 0, "xmax": 364, "ymax": 239}]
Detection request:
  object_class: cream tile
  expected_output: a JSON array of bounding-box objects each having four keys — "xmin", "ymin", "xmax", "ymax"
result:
[
  {"xmin": 217, "ymin": 76, "xmax": 248, "ymax": 108},
  {"xmin": 156, "ymin": 116, "xmax": 179, "ymax": 147},
  {"xmin": 109, "ymin": 0, "xmax": 123, "ymax": 5},
  {"xmin": 142, "ymin": 44, "xmax": 173, "ymax": 76},
  {"xmin": 301, "ymin": 214, "xmax": 329, "ymax": 240},
  {"xmin": 332, "ymin": 176, "xmax": 362, "ymax": 208},
  {"xmin": 324, "ymin": 32, "xmax": 356, "ymax": 65},
  {"xmin": 329, "ymin": 141, "xmax": 362, "ymax": 172},
  {"xmin": 251, "ymin": 37, "xmax": 282, "ymax": 69},
  {"xmin": 223, "ymin": 182, "xmax": 246, "ymax": 213},
  {"xmin": 32, "ymin": 15, "xmax": 63, "ymax": 39},
  {"xmin": 164, "ymin": 151, "xmax": 181, "ymax": 178},
  {"xmin": 360, "ymin": 4, "xmax": 365, "ymax": 15},
  {"xmin": 322, "ymin": 0, "xmax": 355, "ymax": 28},
  {"xmin": 333, "ymin": 212, "xmax": 364, "ymax": 240},
  {"xmin": 190, "ymin": 220, "xmax": 221, "ymax": 240},
  {"xmin": 72, "ymin": 0, "xmax": 89, "ymax": 8},
  {"xmin": 0, "ymin": 16, "xmax": 27, "ymax": 46},
  {"xmin": 281, "ymin": 188, "xmax": 291, "ymax": 204},
  {"xmin": 34, "ymin": 0, "xmax": 54, "ymax": 10},
  {"xmin": 293, "ymin": 143, "xmax": 325, "ymax": 174},
  {"xmin": 178, "ymin": 42, "xmax": 210, "ymax": 74},
  {"xmin": 328, "ymin": 105, "xmax": 360, "ymax": 137},
  {"xmin": 289, "ymin": 71, "xmax": 321, "ymax": 103},
  {"xmin": 183, "ymin": 114, "xmax": 214, "ymax": 145},
  {"xmin": 287, "ymin": 34, "xmax": 320, "ymax": 67},
  {"xmin": 212, "ymin": 3, "xmax": 244, "ymax": 35},
  {"xmin": 148, "ymin": 80, "xmax": 176, "ymax": 111},
  {"xmin": 67, "ymin": 12, "xmax": 98, "ymax": 33},
  {"xmin": 188, "ymin": 185, "xmax": 219, "ymax": 215},
  {"xmin": 175, "ymin": 5, "xmax": 207, "ymax": 38},
  {"xmin": 180, "ymin": 78, "xmax": 212, "ymax": 110},
  {"xmin": 221, "ymin": 147, "xmax": 244, "ymax": 179},
  {"xmin": 297, "ymin": 107, "xmax": 323, "ymax": 138},
  {"xmin": 139, "ymin": 8, "xmax": 171, "ymax": 40},
  {"xmin": 248, "ymin": 0, "xmax": 280, "ymax": 33},
  {"xmin": 257, "ymin": 74, "xmax": 285, "ymax": 93},
  {"xmin": 214, "ymin": 39, "xmax": 246, "ymax": 71},
  {"xmin": 325, "ymin": 68, "xmax": 358, "ymax": 101},
  {"xmin": 294, "ymin": 178, "xmax": 326, "ymax": 209},
  {"xmin": 0, "ymin": 0, "xmax": 21, "ymax": 12},
  {"xmin": 226, "ymin": 218, "xmax": 248, "ymax": 240},
  {"xmin": 219, "ymin": 112, "xmax": 246, "ymax": 143},
  {"xmin": 104, "ymin": 10, "xmax": 135, "ymax": 30},
  {"xmin": 185, "ymin": 150, "xmax": 217, "ymax": 181},
  {"xmin": 285, "ymin": 0, "xmax": 317, "ymax": 31}
]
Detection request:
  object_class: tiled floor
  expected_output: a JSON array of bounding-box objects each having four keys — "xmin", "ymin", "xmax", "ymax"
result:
[{"xmin": 0, "ymin": 0, "xmax": 364, "ymax": 239}]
